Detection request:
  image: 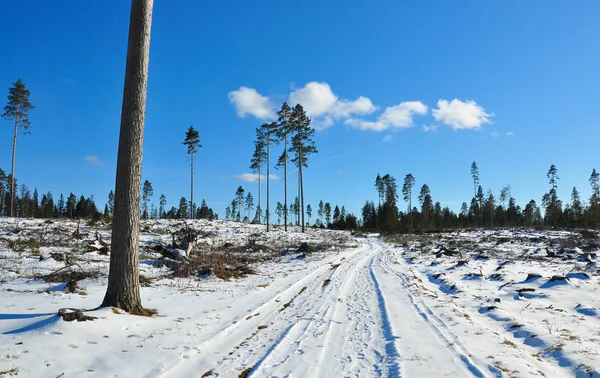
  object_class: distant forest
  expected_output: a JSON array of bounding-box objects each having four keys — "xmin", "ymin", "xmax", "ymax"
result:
[{"xmin": 3, "ymin": 161, "xmax": 599, "ymax": 235}]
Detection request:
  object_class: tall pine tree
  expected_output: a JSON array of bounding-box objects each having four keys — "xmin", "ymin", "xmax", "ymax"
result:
[{"xmin": 2, "ymin": 79, "xmax": 35, "ymax": 217}]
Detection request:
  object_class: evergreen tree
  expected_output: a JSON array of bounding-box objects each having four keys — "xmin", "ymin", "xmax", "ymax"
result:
[
  {"xmin": 289, "ymin": 103, "xmax": 317, "ymax": 232},
  {"xmin": 402, "ymin": 173, "xmax": 415, "ymax": 229},
  {"xmin": 177, "ymin": 197, "xmax": 188, "ymax": 219},
  {"xmin": 260, "ymin": 121, "xmax": 279, "ymax": 231},
  {"xmin": 470, "ymin": 161, "xmax": 479, "ymax": 198},
  {"xmin": 199, "ymin": 199, "xmax": 209, "ymax": 219},
  {"xmin": 245, "ymin": 192, "xmax": 254, "ymax": 222},
  {"xmin": 306, "ymin": 204, "xmax": 312, "ymax": 225},
  {"xmin": 418, "ymin": 184, "xmax": 432, "ymax": 230},
  {"xmin": 324, "ymin": 202, "xmax": 332, "ymax": 227},
  {"xmin": 250, "ymin": 127, "xmax": 267, "ymax": 224},
  {"xmin": 141, "ymin": 180, "xmax": 153, "ymax": 219},
  {"xmin": 57, "ymin": 193, "xmax": 65, "ymax": 217},
  {"xmin": 375, "ymin": 173, "xmax": 384, "ymax": 209},
  {"xmin": 158, "ymin": 194, "xmax": 166, "ymax": 218},
  {"xmin": 225, "ymin": 206, "xmax": 231, "ymax": 220},
  {"xmin": 276, "ymin": 102, "xmax": 292, "ymax": 231},
  {"xmin": 235, "ymin": 186, "xmax": 245, "ymax": 221},
  {"xmin": 183, "ymin": 125, "xmax": 202, "ymax": 219},
  {"xmin": 542, "ymin": 164, "xmax": 562, "ymax": 226},
  {"xmin": 570, "ymin": 187, "xmax": 583, "ymax": 227},
  {"xmin": 318, "ymin": 200, "xmax": 324, "ymax": 224},
  {"xmin": 2, "ymin": 79, "xmax": 35, "ymax": 217},
  {"xmin": 275, "ymin": 202, "xmax": 283, "ymax": 225},
  {"xmin": 589, "ymin": 168, "xmax": 600, "ymax": 226}
]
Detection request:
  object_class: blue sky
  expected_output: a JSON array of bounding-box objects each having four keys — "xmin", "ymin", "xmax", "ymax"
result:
[{"xmin": 1, "ymin": 1, "xmax": 598, "ymax": 218}]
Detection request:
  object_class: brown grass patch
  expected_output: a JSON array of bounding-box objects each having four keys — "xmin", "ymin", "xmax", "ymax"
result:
[
  {"xmin": 503, "ymin": 339, "xmax": 517, "ymax": 348},
  {"xmin": 257, "ymin": 325, "xmax": 267, "ymax": 330},
  {"xmin": 330, "ymin": 264, "xmax": 340, "ymax": 270},
  {"xmin": 322, "ymin": 279, "xmax": 331, "ymax": 288},
  {"xmin": 238, "ymin": 368, "xmax": 252, "ymax": 378}
]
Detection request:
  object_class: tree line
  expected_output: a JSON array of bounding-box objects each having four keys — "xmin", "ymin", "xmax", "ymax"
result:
[
  {"xmin": 362, "ymin": 162, "xmax": 600, "ymax": 232},
  {"xmin": 222, "ymin": 184, "xmax": 359, "ymax": 230}
]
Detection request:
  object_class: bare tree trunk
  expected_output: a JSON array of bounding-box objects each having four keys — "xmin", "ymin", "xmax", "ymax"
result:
[
  {"xmin": 102, "ymin": 0, "xmax": 154, "ymax": 314},
  {"xmin": 10, "ymin": 116, "xmax": 18, "ymax": 217},
  {"xmin": 266, "ymin": 134, "xmax": 270, "ymax": 232},
  {"xmin": 283, "ymin": 137, "xmax": 287, "ymax": 232},
  {"xmin": 257, "ymin": 162, "xmax": 261, "ymax": 224},
  {"xmin": 190, "ymin": 151, "xmax": 194, "ymax": 220},
  {"xmin": 300, "ymin": 154, "xmax": 305, "ymax": 233}
]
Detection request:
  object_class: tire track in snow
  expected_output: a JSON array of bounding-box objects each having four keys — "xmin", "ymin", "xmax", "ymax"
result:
[
  {"xmin": 376, "ymin": 244, "xmax": 499, "ymax": 378},
  {"xmin": 152, "ymin": 246, "xmax": 369, "ymax": 378},
  {"xmin": 368, "ymin": 248, "xmax": 402, "ymax": 378},
  {"xmin": 312, "ymin": 244, "xmax": 385, "ymax": 377},
  {"xmin": 247, "ymin": 244, "xmax": 380, "ymax": 377}
]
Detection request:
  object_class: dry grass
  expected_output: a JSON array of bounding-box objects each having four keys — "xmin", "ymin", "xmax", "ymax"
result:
[
  {"xmin": 503, "ymin": 339, "xmax": 517, "ymax": 348},
  {"xmin": 238, "ymin": 368, "xmax": 252, "ymax": 378}
]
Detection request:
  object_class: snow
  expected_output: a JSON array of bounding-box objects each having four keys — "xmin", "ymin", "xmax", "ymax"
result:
[{"xmin": 1, "ymin": 220, "xmax": 599, "ymax": 377}]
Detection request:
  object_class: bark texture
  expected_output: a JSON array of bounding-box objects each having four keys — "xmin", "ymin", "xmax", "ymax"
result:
[{"xmin": 102, "ymin": 0, "xmax": 154, "ymax": 313}]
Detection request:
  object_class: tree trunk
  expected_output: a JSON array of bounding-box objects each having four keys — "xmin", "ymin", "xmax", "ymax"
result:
[
  {"xmin": 300, "ymin": 152, "xmax": 305, "ymax": 233},
  {"xmin": 102, "ymin": 0, "xmax": 153, "ymax": 314},
  {"xmin": 257, "ymin": 162, "xmax": 261, "ymax": 224},
  {"xmin": 266, "ymin": 131, "xmax": 270, "ymax": 231},
  {"xmin": 283, "ymin": 136, "xmax": 287, "ymax": 232},
  {"xmin": 10, "ymin": 115, "xmax": 18, "ymax": 217},
  {"xmin": 190, "ymin": 151, "xmax": 194, "ymax": 220}
]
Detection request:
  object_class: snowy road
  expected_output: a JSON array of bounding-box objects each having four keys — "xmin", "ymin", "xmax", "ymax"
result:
[{"xmin": 156, "ymin": 240, "xmax": 502, "ymax": 377}]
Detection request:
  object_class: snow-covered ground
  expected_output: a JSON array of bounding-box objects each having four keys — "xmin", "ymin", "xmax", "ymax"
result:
[{"xmin": 0, "ymin": 220, "xmax": 598, "ymax": 377}]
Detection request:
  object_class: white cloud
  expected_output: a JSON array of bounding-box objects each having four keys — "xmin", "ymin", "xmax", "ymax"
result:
[
  {"xmin": 345, "ymin": 101, "xmax": 428, "ymax": 132},
  {"xmin": 289, "ymin": 82, "xmax": 338, "ymax": 117},
  {"xmin": 490, "ymin": 130, "xmax": 500, "ymax": 139},
  {"xmin": 382, "ymin": 135, "xmax": 393, "ymax": 142},
  {"xmin": 506, "ymin": 131, "xmax": 514, "ymax": 136},
  {"xmin": 84, "ymin": 156, "xmax": 105, "ymax": 166},
  {"xmin": 288, "ymin": 82, "xmax": 377, "ymax": 130},
  {"xmin": 235, "ymin": 173, "xmax": 279, "ymax": 182},
  {"xmin": 432, "ymin": 99, "xmax": 493, "ymax": 130},
  {"xmin": 228, "ymin": 87, "xmax": 275, "ymax": 120},
  {"xmin": 422, "ymin": 124, "xmax": 438, "ymax": 133}
]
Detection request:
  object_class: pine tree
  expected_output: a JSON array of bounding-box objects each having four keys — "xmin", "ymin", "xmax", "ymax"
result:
[
  {"xmin": 245, "ymin": 192, "xmax": 254, "ymax": 223},
  {"xmin": 306, "ymin": 204, "xmax": 312, "ymax": 225},
  {"xmin": 102, "ymin": 0, "xmax": 154, "ymax": 314},
  {"xmin": 324, "ymin": 202, "xmax": 332, "ymax": 227},
  {"xmin": 250, "ymin": 127, "xmax": 267, "ymax": 224},
  {"xmin": 158, "ymin": 194, "xmax": 166, "ymax": 218},
  {"xmin": 542, "ymin": 164, "xmax": 562, "ymax": 226},
  {"xmin": 275, "ymin": 202, "xmax": 283, "ymax": 225},
  {"xmin": 375, "ymin": 174, "xmax": 384, "ymax": 208},
  {"xmin": 2, "ymin": 79, "xmax": 35, "ymax": 217},
  {"xmin": 289, "ymin": 104, "xmax": 317, "ymax": 232},
  {"xmin": 183, "ymin": 125, "xmax": 202, "ymax": 220},
  {"xmin": 570, "ymin": 187, "xmax": 583, "ymax": 227},
  {"xmin": 141, "ymin": 180, "xmax": 153, "ymax": 219},
  {"xmin": 418, "ymin": 184, "xmax": 432, "ymax": 229},
  {"xmin": 589, "ymin": 169, "xmax": 600, "ymax": 226},
  {"xmin": 402, "ymin": 173, "xmax": 415, "ymax": 229},
  {"xmin": 178, "ymin": 197, "xmax": 188, "ymax": 219},
  {"xmin": 276, "ymin": 103, "xmax": 292, "ymax": 231},
  {"xmin": 318, "ymin": 200, "xmax": 324, "ymax": 224},
  {"xmin": 260, "ymin": 121, "xmax": 279, "ymax": 231},
  {"xmin": 470, "ymin": 161, "xmax": 479, "ymax": 198}
]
